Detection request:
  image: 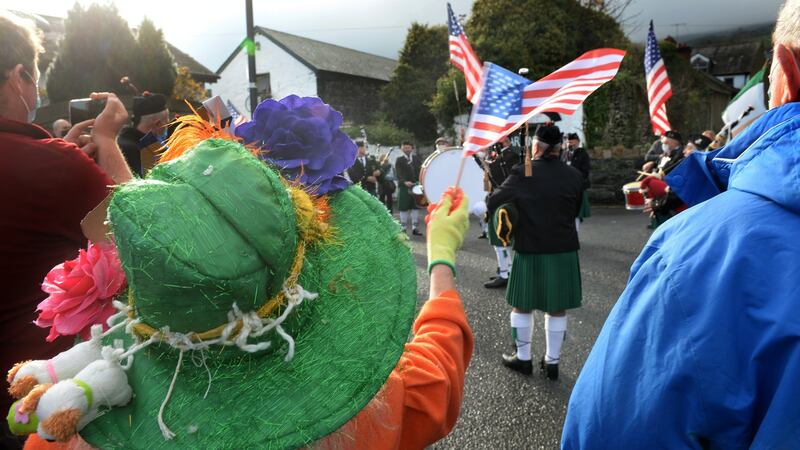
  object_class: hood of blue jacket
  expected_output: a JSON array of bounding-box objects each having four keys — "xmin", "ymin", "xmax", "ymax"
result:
[{"xmin": 667, "ymin": 101, "xmax": 800, "ymax": 214}]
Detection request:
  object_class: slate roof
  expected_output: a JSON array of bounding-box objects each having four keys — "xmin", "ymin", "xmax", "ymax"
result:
[
  {"xmin": 217, "ymin": 27, "xmax": 397, "ymax": 82},
  {"xmin": 691, "ymin": 41, "xmax": 765, "ymax": 76},
  {"xmin": 165, "ymin": 42, "xmax": 219, "ymax": 83}
]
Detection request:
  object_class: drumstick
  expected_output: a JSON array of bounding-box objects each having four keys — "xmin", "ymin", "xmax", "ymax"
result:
[{"xmin": 635, "ymin": 170, "xmax": 661, "ymax": 181}]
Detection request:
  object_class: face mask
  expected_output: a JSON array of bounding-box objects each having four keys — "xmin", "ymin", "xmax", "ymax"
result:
[
  {"xmin": 661, "ymin": 143, "xmax": 670, "ymax": 152},
  {"xmin": 157, "ymin": 126, "xmax": 168, "ymax": 142}
]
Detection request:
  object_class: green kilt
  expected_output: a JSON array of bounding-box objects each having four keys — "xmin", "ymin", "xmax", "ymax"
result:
[
  {"xmin": 506, "ymin": 251, "xmax": 582, "ymax": 312},
  {"xmin": 578, "ymin": 191, "xmax": 591, "ymax": 219},
  {"xmin": 397, "ymin": 185, "xmax": 415, "ymax": 211}
]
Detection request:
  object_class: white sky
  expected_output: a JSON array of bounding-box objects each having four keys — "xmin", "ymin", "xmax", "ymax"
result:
[{"xmin": 0, "ymin": 0, "xmax": 785, "ymax": 72}]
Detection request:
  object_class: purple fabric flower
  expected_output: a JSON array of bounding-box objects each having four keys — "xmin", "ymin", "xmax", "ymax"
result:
[{"xmin": 235, "ymin": 95, "xmax": 356, "ymax": 194}]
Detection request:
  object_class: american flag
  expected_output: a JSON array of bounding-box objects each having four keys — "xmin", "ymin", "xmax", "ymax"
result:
[
  {"xmin": 645, "ymin": 20, "xmax": 672, "ymax": 135},
  {"xmin": 448, "ymin": 3, "xmax": 482, "ymax": 104},
  {"xmin": 462, "ymin": 49, "xmax": 626, "ymax": 156},
  {"xmin": 226, "ymin": 100, "xmax": 247, "ymax": 131}
]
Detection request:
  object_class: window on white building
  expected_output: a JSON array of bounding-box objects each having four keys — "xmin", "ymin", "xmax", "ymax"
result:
[
  {"xmin": 256, "ymin": 73, "xmax": 271, "ymax": 101},
  {"xmin": 691, "ymin": 54, "xmax": 710, "ymax": 72}
]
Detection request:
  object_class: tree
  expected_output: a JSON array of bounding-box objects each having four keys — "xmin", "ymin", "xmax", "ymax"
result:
[
  {"xmin": 132, "ymin": 18, "xmax": 176, "ymax": 95},
  {"xmin": 381, "ymin": 23, "xmax": 449, "ymax": 143},
  {"xmin": 428, "ymin": 69, "xmax": 470, "ymax": 138},
  {"xmin": 467, "ymin": 0, "xmax": 627, "ymax": 80},
  {"xmin": 46, "ymin": 3, "xmax": 138, "ymax": 101},
  {"xmin": 342, "ymin": 114, "xmax": 414, "ymax": 147},
  {"xmin": 172, "ymin": 66, "xmax": 206, "ymax": 102}
]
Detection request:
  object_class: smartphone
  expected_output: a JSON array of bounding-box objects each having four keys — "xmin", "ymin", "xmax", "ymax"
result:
[{"xmin": 69, "ymin": 98, "xmax": 106, "ymax": 124}]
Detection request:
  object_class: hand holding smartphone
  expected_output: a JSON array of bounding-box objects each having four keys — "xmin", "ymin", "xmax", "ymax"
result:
[{"xmin": 69, "ymin": 98, "xmax": 107, "ymax": 124}]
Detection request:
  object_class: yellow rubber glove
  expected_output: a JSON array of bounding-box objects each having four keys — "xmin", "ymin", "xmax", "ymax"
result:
[{"xmin": 426, "ymin": 187, "xmax": 469, "ymax": 276}]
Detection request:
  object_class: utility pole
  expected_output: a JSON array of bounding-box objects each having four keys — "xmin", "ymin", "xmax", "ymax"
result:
[{"xmin": 245, "ymin": 0, "xmax": 258, "ymax": 114}]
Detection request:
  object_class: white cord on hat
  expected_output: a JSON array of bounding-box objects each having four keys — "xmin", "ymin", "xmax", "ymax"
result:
[{"xmin": 103, "ymin": 283, "xmax": 318, "ymax": 440}]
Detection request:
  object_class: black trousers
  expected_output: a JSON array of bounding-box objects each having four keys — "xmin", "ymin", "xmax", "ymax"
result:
[{"xmin": 380, "ymin": 191, "xmax": 394, "ymax": 213}]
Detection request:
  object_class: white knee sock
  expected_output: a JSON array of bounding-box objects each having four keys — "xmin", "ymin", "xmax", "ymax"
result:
[
  {"xmin": 494, "ymin": 246, "xmax": 510, "ymax": 279},
  {"xmin": 399, "ymin": 211, "xmax": 409, "ymax": 229},
  {"xmin": 544, "ymin": 314, "xmax": 567, "ymax": 363},
  {"xmin": 575, "ymin": 217, "xmax": 581, "ymax": 233},
  {"xmin": 510, "ymin": 311, "xmax": 532, "ymax": 361},
  {"xmin": 411, "ymin": 209, "xmax": 420, "ymax": 229}
]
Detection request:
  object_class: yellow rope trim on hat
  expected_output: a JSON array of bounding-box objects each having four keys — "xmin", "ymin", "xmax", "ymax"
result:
[
  {"xmin": 496, "ymin": 208, "xmax": 513, "ymax": 247},
  {"xmin": 128, "ymin": 239, "xmax": 307, "ymax": 341}
]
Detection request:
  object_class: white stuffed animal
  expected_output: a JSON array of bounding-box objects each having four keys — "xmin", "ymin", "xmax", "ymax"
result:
[
  {"xmin": 19, "ymin": 346, "xmax": 133, "ymax": 442},
  {"xmin": 7, "ymin": 325, "xmax": 104, "ymax": 399}
]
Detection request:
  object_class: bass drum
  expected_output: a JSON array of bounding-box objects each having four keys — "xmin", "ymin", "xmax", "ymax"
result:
[{"xmin": 420, "ymin": 146, "xmax": 488, "ymax": 210}]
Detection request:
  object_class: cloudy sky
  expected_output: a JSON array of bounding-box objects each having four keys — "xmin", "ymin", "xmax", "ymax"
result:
[{"xmin": 2, "ymin": 0, "xmax": 785, "ymax": 72}]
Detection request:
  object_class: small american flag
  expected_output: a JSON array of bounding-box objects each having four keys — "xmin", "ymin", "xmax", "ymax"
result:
[
  {"xmin": 226, "ymin": 100, "xmax": 247, "ymax": 131},
  {"xmin": 645, "ymin": 20, "xmax": 672, "ymax": 135},
  {"xmin": 448, "ymin": 3, "xmax": 482, "ymax": 104},
  {"xmin": 463, "ymin": 49, "xmax": 626, "ymax": 156}
]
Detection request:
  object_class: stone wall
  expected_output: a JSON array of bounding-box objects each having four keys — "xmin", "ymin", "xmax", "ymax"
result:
[{"xmin": 586, "ymin": 145, "xmax": 649, "ymax": 205}]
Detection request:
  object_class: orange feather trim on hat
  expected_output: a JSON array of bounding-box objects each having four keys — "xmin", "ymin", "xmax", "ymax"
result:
[{"xmin": 158, "ymin": 105, "xmax": 256, "ymax": 164}]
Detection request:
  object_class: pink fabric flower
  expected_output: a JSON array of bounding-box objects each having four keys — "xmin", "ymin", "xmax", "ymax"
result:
[{"xmin": 36, "ymin": 241, "xmax": 126, "ymax": 342}]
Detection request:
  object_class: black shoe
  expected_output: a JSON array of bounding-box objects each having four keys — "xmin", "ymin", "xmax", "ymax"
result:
[
  {"xmin": 478, "ymin": 231, "xmax": 487, "ymax": 239},
  {"xmin": 502, "ymin": 353, "xmax": 532, "ymax": 375},
  {"xmin": 484, "ymin": 276, "xmax": 508, "ymax": 288},
  {"xmin": 540, "ymin": 357, "xmax": 559, "ymax": 380},
  {"xmin": 412, "ymin": 228, "xmax": 423, "ymax": 236}
]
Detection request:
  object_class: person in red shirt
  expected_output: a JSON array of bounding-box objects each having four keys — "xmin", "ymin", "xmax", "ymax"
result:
[{"xmin": 0, "ymin": 12, "xmax": 132, "ymax": 444}]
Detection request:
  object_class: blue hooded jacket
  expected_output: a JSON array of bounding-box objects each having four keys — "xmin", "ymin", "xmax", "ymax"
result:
[{"xmin": 562, "ymin": 102, "xmax": 800, "ymax": 449}]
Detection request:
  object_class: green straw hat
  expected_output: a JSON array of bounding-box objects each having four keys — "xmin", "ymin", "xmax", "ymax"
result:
[{"xmin": 80, "ymin": 136, "xmax": 417, "ymax": 449}]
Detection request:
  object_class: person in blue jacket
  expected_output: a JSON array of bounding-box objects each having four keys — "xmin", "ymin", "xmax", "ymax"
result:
[{"xmin": 562, "ymin": 1, "xmax": 800, "ymax": 448}]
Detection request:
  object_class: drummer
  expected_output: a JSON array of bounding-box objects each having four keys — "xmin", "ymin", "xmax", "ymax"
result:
[
  {"xmin": 484, "ymin": 136, "xmax": 520, "ymax": 289},
  {"xmin": 640, "ymin": 130, "xmax": 686, "ymax": 229},
  {"xmin": 642, "ymin": 130, "xmax": 683, "ymax": 174},
  {"xmin": 487, "ymin": 125, "xmax": 584, "ymax": 380},
  {"xmin": 395, "ymin": 141, "xmax": 423, "ymax": 236}
]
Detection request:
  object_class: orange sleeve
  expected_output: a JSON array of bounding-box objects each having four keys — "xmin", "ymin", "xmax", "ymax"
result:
[
  {"xmin": 23, "ymin": 434, "xmax": 68, "ymax": 450},
  {"xmin": 396, "ymin": 290, "xmax": 474, "ymax": 449},
  {"xmin": 23, "ymin": 434, "xmax": 93, "ymax": 450}
]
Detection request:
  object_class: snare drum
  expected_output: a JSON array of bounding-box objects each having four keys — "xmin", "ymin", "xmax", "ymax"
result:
[
  {"xmin": 420, "ymin": 147, "xmax": 488, "ymax": 210},
  {"xmin": 622, "ymin": 181, "xmax": 648, "ymax": 210}
]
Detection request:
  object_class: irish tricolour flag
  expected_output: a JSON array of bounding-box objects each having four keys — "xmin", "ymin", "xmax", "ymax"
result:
[{"xmin": 722, "ymin": 67, "xmax": 768, "ymax": 137}]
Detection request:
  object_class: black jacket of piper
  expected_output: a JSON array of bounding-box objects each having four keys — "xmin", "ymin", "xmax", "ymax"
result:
[
  {"xmin": 563, "ymin": 146, "xmax": 591, "ymax": 189},
  {"xmin": 395, "ymin": 153, "xmax": 421, "ymax": 185},
  {"xmin": 347, "ymin": 155, "xmax": 380, "ymax": 194},
  {"xmin": 488, "ymin": 147, "xmax": 521, "ymax": 190},
  {"xmin": 487, "ymin": 158, "xmax": 584, "ymax": 254},
  {"xmin": 117, "ymin": 126, "xmax": 145, "ymax": 177}
]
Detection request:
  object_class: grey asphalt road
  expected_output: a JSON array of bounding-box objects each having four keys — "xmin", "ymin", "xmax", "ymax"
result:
[{"xmin": 399, "ymin": 207, "xmax": 653, "ymax": 450}]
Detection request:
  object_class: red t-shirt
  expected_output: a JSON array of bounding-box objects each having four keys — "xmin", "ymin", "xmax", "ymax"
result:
[{"xmin": 0, "ymin": 117, "xmax": 113, "ymax": 415}]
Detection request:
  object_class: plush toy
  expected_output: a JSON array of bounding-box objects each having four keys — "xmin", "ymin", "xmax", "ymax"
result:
[
  {"xmin": 7, "ymin": 325, "xmax": 104, "ymax": 399},
  {"xmin": 18, "ymin": 346, "xmax": 132, "ymax": 442}
]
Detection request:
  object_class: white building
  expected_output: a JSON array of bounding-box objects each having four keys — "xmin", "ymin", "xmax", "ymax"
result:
[
  {"xmin": 211, "ymin": 27, "xmax": 396, "ymax": 123},
  {"xmin": 690, "ymin": 40, "xmax": 766, "ymax": 90}
]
